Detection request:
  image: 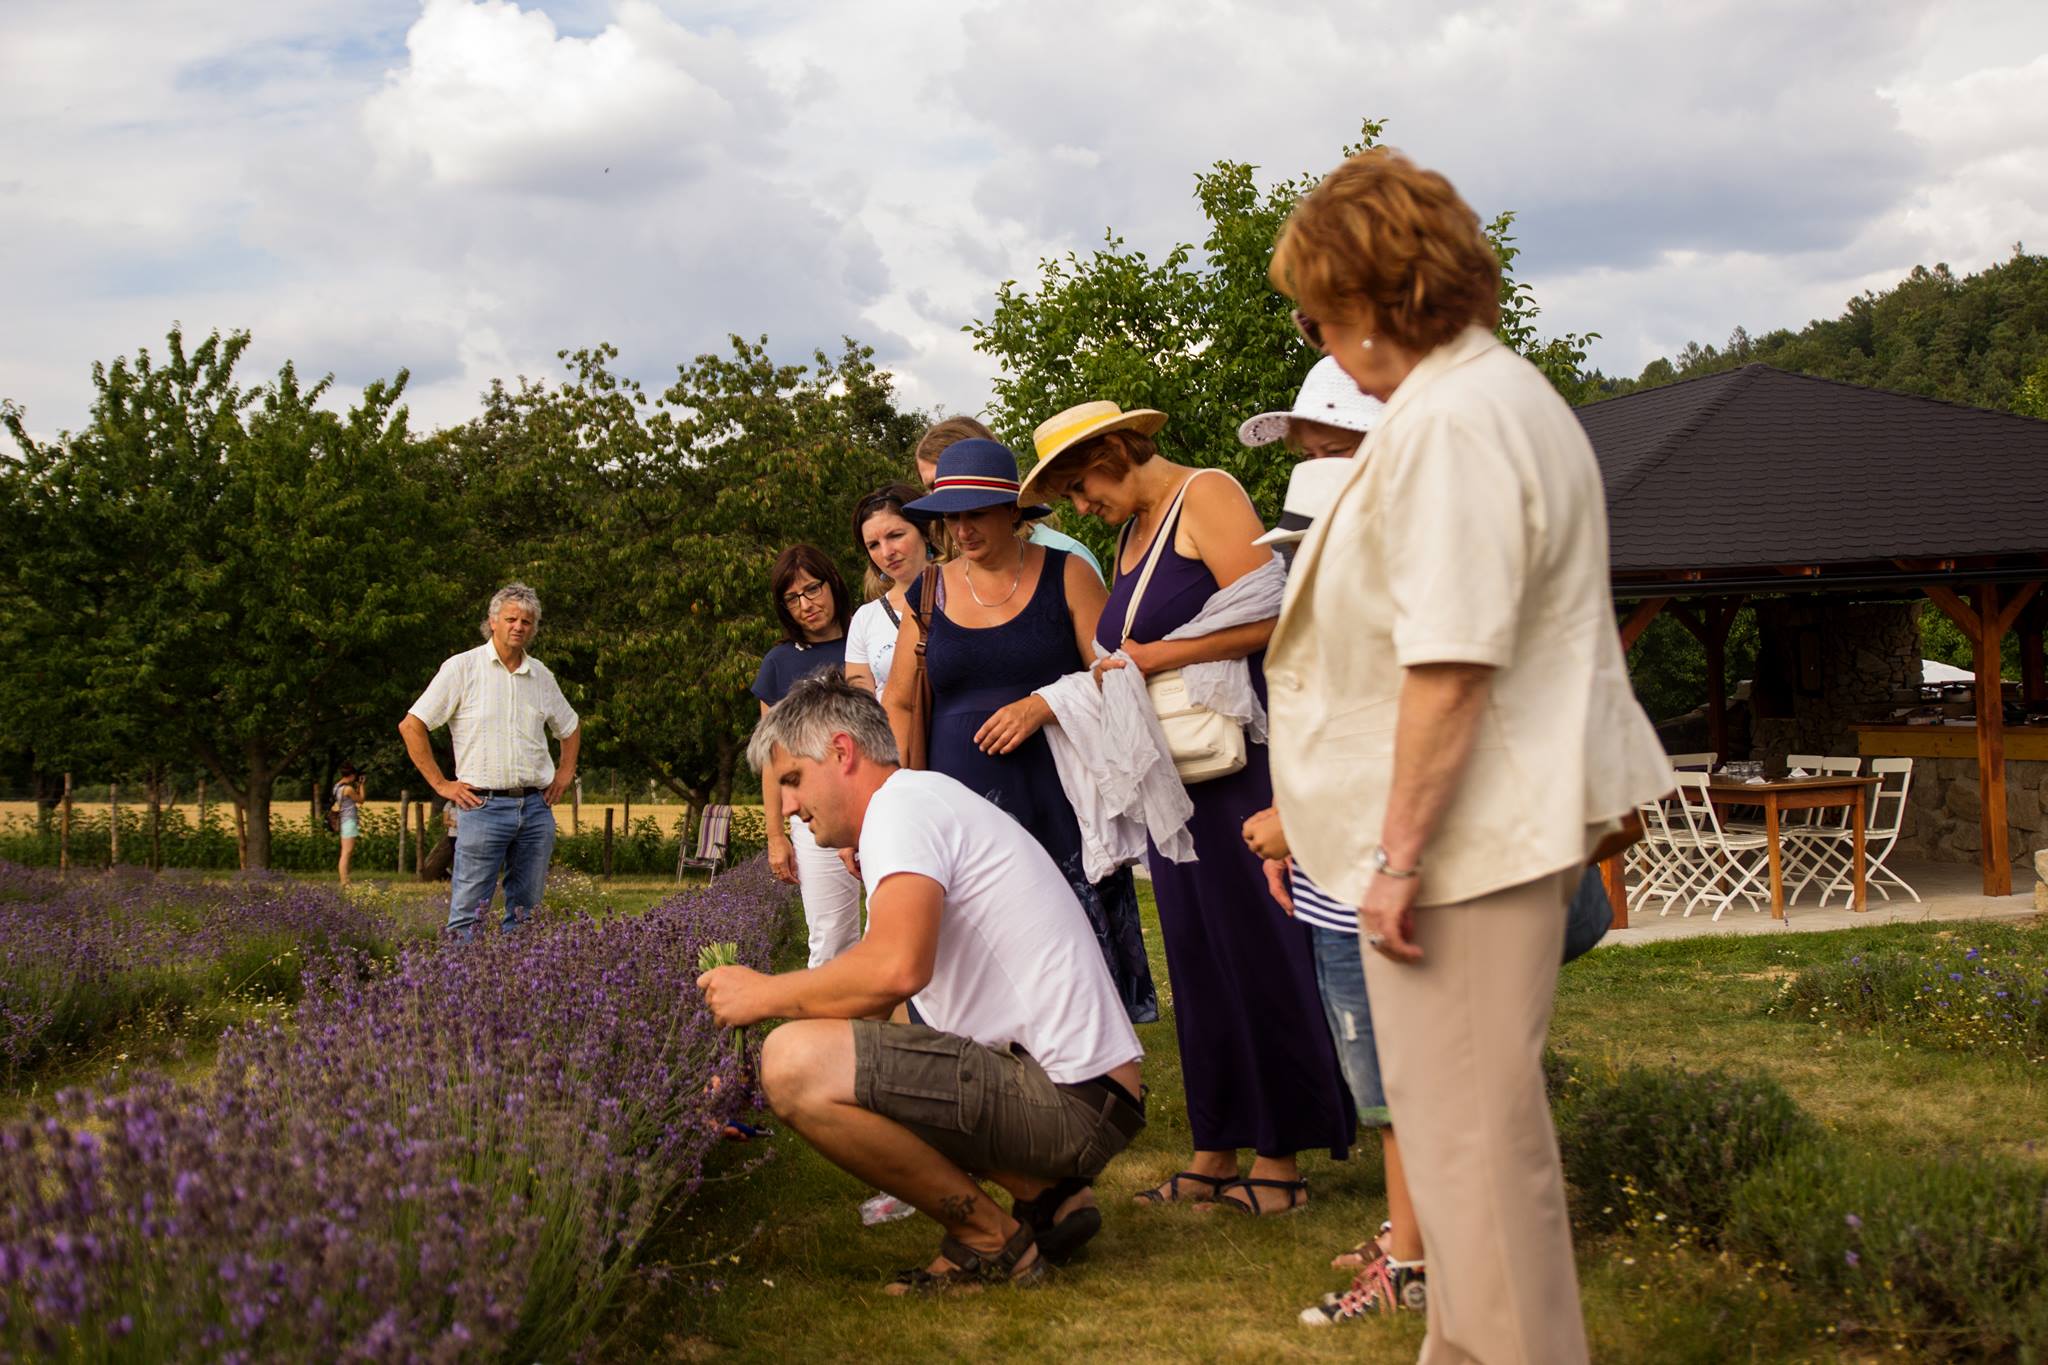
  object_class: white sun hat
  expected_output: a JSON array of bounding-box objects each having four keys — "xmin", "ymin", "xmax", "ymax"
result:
[
  {"xmin": 1237, "ymin": 355, "xmax": 1385, "ymax": 447},
  {"xmin": 1252, "ymin": 457, "xmax": 1355, "ymax": 547}
]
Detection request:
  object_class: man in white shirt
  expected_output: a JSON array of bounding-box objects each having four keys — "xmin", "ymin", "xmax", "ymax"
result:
[
  {"xmin": 399, "ymin": 583, "xmax": 580, "ymax": 938},
  {"xmin": 699, "ymin": 673, "xmax": 1145, "ymax": 1294}
]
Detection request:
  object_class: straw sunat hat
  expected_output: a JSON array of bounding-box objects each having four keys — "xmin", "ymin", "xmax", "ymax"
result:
[
  {"xmin": 1253, "ymin": 457, "xmax": 1355, "ymax": 548},
  {"xmin": 1238, "ymin": 356, "xmax": 1384, "ymax": 448},
  {"xmin": 1018, "ymin": 400, "xmax": 1169, "ymax": 501},
  {"xmin": 902, "ymin": 439, "xmax": 1051, "ymax": 520}
]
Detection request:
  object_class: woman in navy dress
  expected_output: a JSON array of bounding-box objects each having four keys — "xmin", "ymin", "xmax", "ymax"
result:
[
  {"xmin": 1020, "ymin": 402, "xmax": 1355, "ymax": 1216},
  {"xmin": 881, "ymin": 438, "xmax": 1157, "ymax": 1025}
]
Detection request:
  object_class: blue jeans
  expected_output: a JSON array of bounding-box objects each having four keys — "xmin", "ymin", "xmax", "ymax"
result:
[
  {"xmin": 1309, "ymin": 924, "xmax": 1392, "ymax": 1128},
  {"xmin": 448, "ymin": 792, "xmax": 557, "ymax": 939}
]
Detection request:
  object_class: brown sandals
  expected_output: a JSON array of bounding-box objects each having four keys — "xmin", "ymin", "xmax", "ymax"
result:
[{"xmin": 887, "ymin": 1221, "xmax": 1047, "ymax": 1295}]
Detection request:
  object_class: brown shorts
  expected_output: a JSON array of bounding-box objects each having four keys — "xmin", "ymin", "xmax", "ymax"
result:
[{"xmin": 850, "ymin": 1020, "xmax": 1138, "ymax": 1181}]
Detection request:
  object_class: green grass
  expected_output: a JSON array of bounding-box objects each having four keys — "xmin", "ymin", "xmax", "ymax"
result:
[
  {"xmin": 602, "ymin": 899, "xmax": 2048, "ymax": 1364},
  {"xmin": 1550, "ymin": 923, "xmax": 2048, "ymax": 1164},
  {"xmin": 14, "ymin": 866, "xmax": 2041, "ymax": 1360}
]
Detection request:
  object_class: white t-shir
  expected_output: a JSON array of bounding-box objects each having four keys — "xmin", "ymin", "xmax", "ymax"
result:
[
  {"xmin": 408, "ymin": 642, "xmax": 579, "ymax": 790},
  {"xmin": 857, "ymin": 769, "xmax": 1142, "ymax": 1085},
  {"xmin": 843, "ymin": 597, "xmax": 903, "ymax": 699}
]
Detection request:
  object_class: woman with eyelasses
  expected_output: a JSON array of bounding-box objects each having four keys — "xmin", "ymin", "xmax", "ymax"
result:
[
  {"xmin": 842, "ymin": 484, "xmax": 938, "ymax": 702},
  {"xmin": 753, "ymin": 543, "xmax": 863, "ymax": 968}
]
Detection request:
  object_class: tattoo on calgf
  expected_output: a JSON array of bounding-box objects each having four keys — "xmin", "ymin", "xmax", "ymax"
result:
[{"xmin": 936, "ymin": 1193, "xmax": 978, "ymax": 1224}]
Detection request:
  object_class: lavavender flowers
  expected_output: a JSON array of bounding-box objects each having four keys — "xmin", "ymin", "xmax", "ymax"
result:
[{"xmin": 0, "ymin": 858, "xmax": 788, "ymax": 1361}]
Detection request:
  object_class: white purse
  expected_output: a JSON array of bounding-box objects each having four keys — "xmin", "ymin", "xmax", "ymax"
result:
[{"xmin": 1117, "ymin": 474, "xmax": 1248, "ymax": 785}]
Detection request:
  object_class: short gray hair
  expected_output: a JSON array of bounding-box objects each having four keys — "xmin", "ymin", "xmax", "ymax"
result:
[
  {"xmin": 480, "ymin": 582, "xmax": 543, "ymax": 639},
  {"xmin": 746, "ymin": 671, "xmax": 900, "ymax": 772}
]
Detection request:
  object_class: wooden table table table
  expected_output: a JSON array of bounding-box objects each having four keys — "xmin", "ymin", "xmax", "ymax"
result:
[{"xmin": 1704, "ymin": 775, "xmax": 1882, "ymax": 919}]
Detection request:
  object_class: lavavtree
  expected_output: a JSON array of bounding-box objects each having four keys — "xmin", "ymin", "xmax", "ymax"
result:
[
  {"xmin": 968, "ymin": 118, "xmax": 1600, "ymax": 563},
  {"xmin": 0, "ymin": 327, "xmax": 469, "ymax": 866},
  {"xmin": 480, "ymin": 336, "xmax": 922, "ymax": 820}
]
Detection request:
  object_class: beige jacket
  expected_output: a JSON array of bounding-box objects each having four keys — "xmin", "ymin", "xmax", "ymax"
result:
[{"xmin": 1267, "ymin": 326, "xmax": 1672, "ymax": 908}]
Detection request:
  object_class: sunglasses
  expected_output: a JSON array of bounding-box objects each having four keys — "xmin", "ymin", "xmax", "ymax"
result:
[{"xmin": 1290, "ymin": 309, "xmax": 1325, "ymax": 352}]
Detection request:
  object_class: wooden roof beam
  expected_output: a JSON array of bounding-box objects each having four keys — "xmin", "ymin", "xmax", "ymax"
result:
[
  {"xmin": 1994, "ymin": 581, "xmax": 2040, "ymax": 637},
  {"xmin": 1620, "ymin": 596, "xmax": 1670, "ymax": 651},
  {"xmin": 1923, "ymin": 583, "xmax": 1975, "ymax": 633}
]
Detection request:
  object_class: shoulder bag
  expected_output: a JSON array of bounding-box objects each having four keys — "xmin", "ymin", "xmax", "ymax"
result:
[
  {"xmin": 901, "ymin": 565, "xmax": 940, "ymax": 771},
  {"xmin": 1116, "ymin": 472, "xmax": 1247, "ymax": 785}
]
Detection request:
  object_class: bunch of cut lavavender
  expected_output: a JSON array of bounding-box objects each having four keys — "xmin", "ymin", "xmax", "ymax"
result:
[{"xmin": 697, "ymin": 939, "xmax": 751, "ymax": 1066}]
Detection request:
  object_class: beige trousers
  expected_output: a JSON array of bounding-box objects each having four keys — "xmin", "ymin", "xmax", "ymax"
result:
[{"xmin": 1360, "ymin": 869, "xmax": 1589, "ymax": 1365}]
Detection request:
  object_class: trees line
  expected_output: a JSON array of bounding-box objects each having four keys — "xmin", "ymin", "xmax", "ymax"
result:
[
  {"xmin": 1595, "ymin": 248, "xmax": 2048, "ymax": 416},
  {"xmin": 6, "ymin": 122, "xmax": 2037, "ymax": 864},
  {"xmin": 0, "ymin": 328, "xmax": 919, "ymax": 867}
]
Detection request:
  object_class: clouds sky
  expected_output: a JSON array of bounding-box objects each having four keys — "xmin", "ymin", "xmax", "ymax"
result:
[{"xmin": 4, "ymin": 0, "xmax": 2045, "ymax": 440}]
